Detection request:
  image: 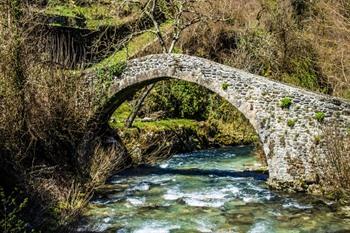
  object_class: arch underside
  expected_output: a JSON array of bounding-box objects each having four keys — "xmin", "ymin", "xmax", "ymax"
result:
[{"xmin": 95, "ymin": 54, "xmax": 350, "ymax": 190}]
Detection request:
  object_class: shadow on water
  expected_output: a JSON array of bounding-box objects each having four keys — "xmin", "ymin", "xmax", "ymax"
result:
[{"xmin": 110, "ymin": 165, "xmax": 269, "ymax": 181}]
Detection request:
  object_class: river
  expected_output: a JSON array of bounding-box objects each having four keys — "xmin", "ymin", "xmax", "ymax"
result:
[{"xmin": 78, "ymin": 145, "xmax": 350, "ymax": 233}]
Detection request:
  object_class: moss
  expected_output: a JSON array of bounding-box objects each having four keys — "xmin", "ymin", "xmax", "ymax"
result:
[
  {"xmin": 280, "ymin": 97, "xmax": 293, "ymax": 109},
  {"xmin": 93, "ymin": 21, "xmax": 173, "ymax": 69},
  {"xmin": 113, "ymin": 119, "xmax": 199, "ymax": 131},
  {"xmin": 111, "ymin": 102, "xmax": 132, "ymax": 120},
  {"xmin": 287, "ymin": 119, "xmax": 297, "ymax": 128},
  {"xmin": 314, "ymin": 111, "xmax": 325, "ymax": 122},
  {"xmin": 49, "ymin": 22, "xmax": 63, "ymax": 27},
  {"xmin": 172, "ymin": 47, "xmax": 183, "ymax": 54},
  {"xmin": 44, "ymin": 3, "xmax": 136, "ymax": 29},
  {"xmin": 96, "ymin": 61, "xmax": 126, "ymax": 79}
]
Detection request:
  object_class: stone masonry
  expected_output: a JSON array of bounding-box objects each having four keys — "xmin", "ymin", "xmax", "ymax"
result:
[{"xmin": 98, "ymin": 54, "xmax": 350, "ymax": 191}]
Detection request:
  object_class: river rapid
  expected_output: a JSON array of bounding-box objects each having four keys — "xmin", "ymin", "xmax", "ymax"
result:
[{"xmin": 78, "ymin": 146, "xmax": 350, "ymax": 233}]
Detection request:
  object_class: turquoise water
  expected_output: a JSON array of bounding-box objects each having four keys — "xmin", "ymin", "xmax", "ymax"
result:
[{"xmin": 78, "ymin": 146, "xmax": 350, "ymax": 233}]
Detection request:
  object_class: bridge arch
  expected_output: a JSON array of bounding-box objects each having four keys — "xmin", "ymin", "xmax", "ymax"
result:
[{"xmin": 96, "ymin": 54, "xmax": 350, "ymax": 191}]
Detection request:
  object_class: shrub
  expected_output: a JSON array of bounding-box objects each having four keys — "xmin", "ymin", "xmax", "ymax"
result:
[
  {"xmin": 280, "ymin": 97, "xmax": 293, "ymax": 109},
  {"xmin": 314, "ymin": 111, "xmax": 325, "ymax": 122}
]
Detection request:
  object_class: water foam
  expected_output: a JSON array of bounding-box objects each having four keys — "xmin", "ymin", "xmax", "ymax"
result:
[
  {"xmin": 133, "ymin": 220, "xmax": 180, "ymax": 233},
  {"xmin": 126, "ymin": 197, "xmax": 146, "ymax": 206}
]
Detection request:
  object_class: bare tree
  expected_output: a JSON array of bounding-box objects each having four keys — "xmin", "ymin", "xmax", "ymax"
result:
[{"xmin": 123, "ymin": 0, "xmax": 225, "ymax": 127}]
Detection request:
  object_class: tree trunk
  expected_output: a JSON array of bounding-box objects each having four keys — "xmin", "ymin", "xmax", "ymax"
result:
[{"xmin": 125, "ymin": 83, "xmax": 155, "ymax": 128}]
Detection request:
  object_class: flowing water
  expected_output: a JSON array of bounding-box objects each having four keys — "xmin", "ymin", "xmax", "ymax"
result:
[{"xmin": 78, "ymin": 146, "xmax": 350, "ymax": 233}]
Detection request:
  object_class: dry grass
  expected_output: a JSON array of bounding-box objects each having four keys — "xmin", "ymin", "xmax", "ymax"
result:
[
  {"xmin": 306, "ymin": 0, "xmax": 350, "ymax": 97},
  {"xmin": 26, "ymin": 142, "xmax": 128, "ymax": 228},
  {"xmin": 89, "ymin": 143, "xmax": 129, "ymax": 186},
  {"xmin": 29, "ymin": 175, "xmax": 91, "ymax": 225},
  {"xmin": 120, "ymin": 128, "xmax": 177, "ymax": 165}
]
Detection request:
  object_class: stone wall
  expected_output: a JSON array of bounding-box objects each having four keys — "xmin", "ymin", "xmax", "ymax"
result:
[{"xmin": 97, "ymin": 54, "xmax": 350, "ymax": 191}]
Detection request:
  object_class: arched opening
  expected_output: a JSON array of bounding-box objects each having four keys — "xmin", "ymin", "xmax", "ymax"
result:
[{"xmin": 108, "ymin": 79, "xmax": 265, "ymax": 167}]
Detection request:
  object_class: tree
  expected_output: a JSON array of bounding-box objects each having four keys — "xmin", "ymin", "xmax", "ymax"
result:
[{"xmin": 123, "ymin": 0, "xmax": 225, "ymax": 127}]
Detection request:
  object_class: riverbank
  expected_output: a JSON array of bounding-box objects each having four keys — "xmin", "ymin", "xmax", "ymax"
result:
[{"xmin": 110, "ymin": 103, "xmax": 263, "ymax": 166}]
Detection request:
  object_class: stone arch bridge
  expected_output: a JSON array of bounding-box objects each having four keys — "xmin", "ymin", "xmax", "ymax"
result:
[{"xmin": 92, "ymin": 54, "xmax": 350, "ymax": 191}]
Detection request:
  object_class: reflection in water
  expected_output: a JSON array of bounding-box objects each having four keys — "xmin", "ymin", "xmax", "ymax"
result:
[{"xmin": 78, "ymin": 146, "xmax": 350, "ymax": 233}]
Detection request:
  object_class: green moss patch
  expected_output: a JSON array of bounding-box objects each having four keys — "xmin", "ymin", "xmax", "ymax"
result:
[
  {"xmin": 314, "ymin": 111, "xmax": 325, "ymax": 122},
  {"xmin": 93, "ymin": 21, "xmax": 172, "ymax": 69},
  {"xmin": 44, "ymin": 3, "xmax": 137, "ymax": 29},
  {"xmin": 280, "ymin": 97, "xmax": 293, "ymax": 109}
]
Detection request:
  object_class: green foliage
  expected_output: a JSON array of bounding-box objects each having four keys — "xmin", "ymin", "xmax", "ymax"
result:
[
  {"xmin": 282, "ymin": 57, "xmax": 324, "ymax": 92},
  {"xmin": 287, "ymin": 119, "xmax": 297, "ymax": 128},
  {"xmin": 206, "ymin": 94, "xmax": 244, "ymax": 124},
  {"xmin": 168, "ymin": 81, "xmax": 208, "ymax": 119},
  {"xmin": 221, "ymin": 82, "xmax": 231, "ymax": 91},
  {"xmin": 116, "ymin": 80, "xmax": 258, "ymax": 145},
  {"xmin": 280, "ymin": 97, "xmax": 293, "ymax": 109},
  {"xmin": 109, "ymin": 62, "xmax": 127, "ymax": 77},
  {"xmin": 112, "ymin": 102, "xmax": 132, "ymax": 120},
  {"xmin": 314, "ymin": 111, "xmax": 326, "ymax": 122},
  {"xmin": 142, "ymin": 80, "xmax": 211, "ymax": 120},
  {"xmin": 95, "ymin": 63, "xmax": 126, "ymax": 105},
  {"xmin": 0, "ymin": 187, "xmax": 35, "ymax": 233},
  {"xmin": 96, "ymin": 61, "xmax": 126, "ymax": 79}
]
